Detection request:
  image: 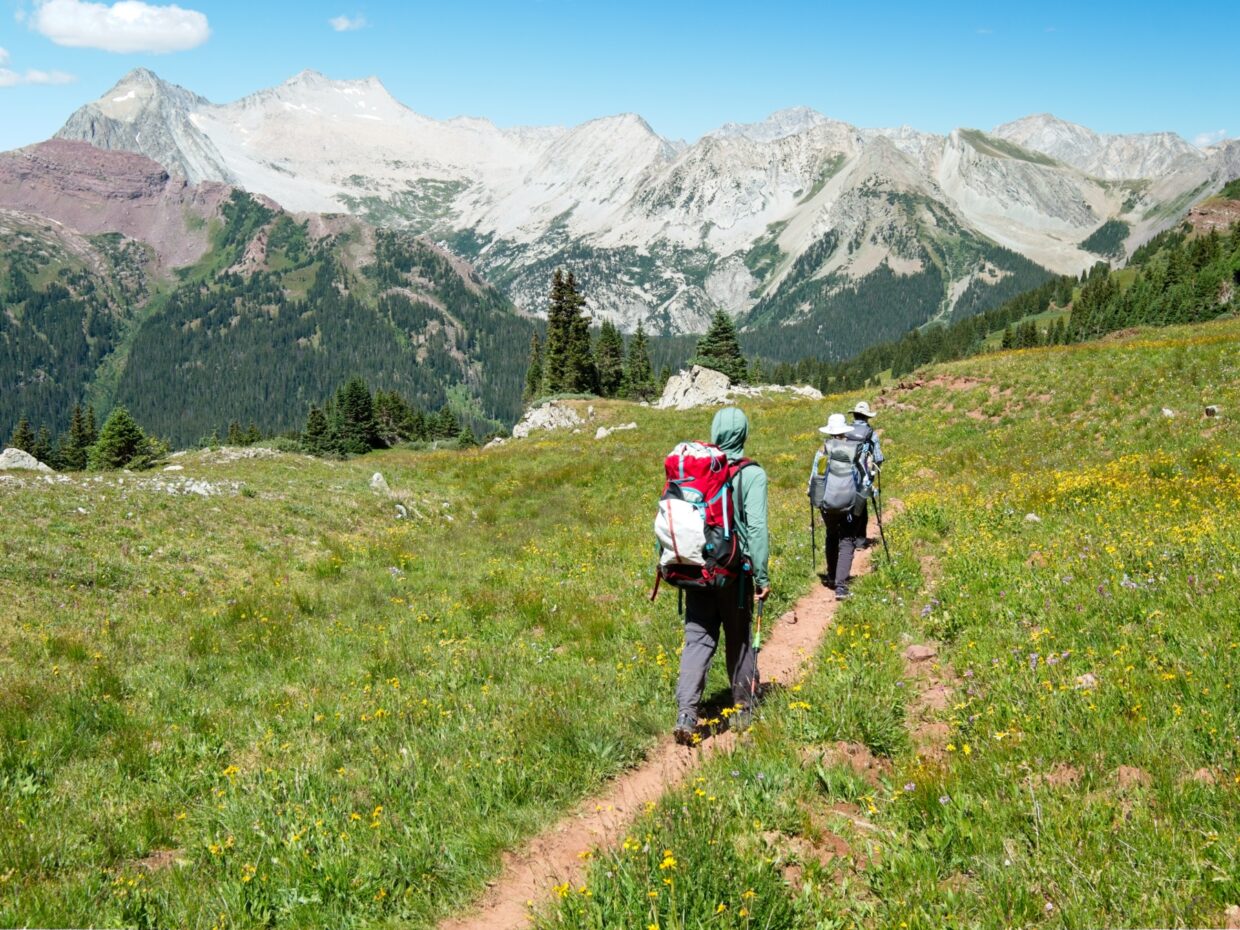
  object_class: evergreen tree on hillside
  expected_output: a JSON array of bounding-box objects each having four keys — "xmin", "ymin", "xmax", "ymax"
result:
[
  {"xmin": 84, "ymin": 405, "xmax": 98, "ymax": 447},
  {"xmin": 227, "ymin": 421, "xmax": 244, "ymax": 445},
  {"xmin": 303, "ymin": 405, "xmax": 332, "ymax": 456},
  {"xmin": 8, "ymin": 416, "xmax": 34, "ymax": 453},
  {"xmin": 564, "ymin": 272, "xmax": 598, "ymax": 394},
  {"xmin": 542, "ymin": 270, "xmax": 571, "ymax": 393},
  {"xmin": 89, "ymin": 406, "xmax": 148, "ymax": 470},
  {"xmin": 335, "ymin": 376, "xmax": 381, "ymax": 455},
  {"xmin": 622, "ymin": 324, "xmax": 656, "ymax": 400},
  {"xmin": 594, "ymin": 321, "xmax": 625, "ymax": 397},
  {"xmin": 691, "ymin": 311, "xmax": 748, "ymax": 383},
  {"xmin": 30, "ymin": 426, "xmax": 54, "ymax": 467},
  {"xmin": 542, "ymin": 270, "xmax": 597, "ymax": 395},
  {"xmin": 59, "ymin": 404, "xmax": 91, "ymax": 471},
  {"xmin": 457, "ymin": 423, "xmax": 477, "ymax": 448},
  {"xmin": 523, "ymin": 333, "xmax": 543, "ymax": 402}
]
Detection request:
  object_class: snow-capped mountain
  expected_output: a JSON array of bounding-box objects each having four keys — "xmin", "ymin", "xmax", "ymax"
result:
[{"xmin": 53, "ymin": 69, "xmax": 1238, "ymax": 346}]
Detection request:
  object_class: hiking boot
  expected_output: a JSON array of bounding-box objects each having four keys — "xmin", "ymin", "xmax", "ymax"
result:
[
  {"xmin": 673, "ymin": 712, "xmax": 697, "ymax": 746},
  {"xmin": 835, "ymin": 585, "xmax": 851, "ymax": 601}
]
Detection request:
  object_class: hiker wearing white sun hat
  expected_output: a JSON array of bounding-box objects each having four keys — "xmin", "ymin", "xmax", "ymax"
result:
[{"xmin": 807, "ymin": 412, "xmax": 868, "ymax": 598}]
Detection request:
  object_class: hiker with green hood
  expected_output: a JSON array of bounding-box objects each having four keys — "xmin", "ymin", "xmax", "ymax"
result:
[{"xmin": 673, "ymin": 406, "xmax": 770, "ymax": 745}]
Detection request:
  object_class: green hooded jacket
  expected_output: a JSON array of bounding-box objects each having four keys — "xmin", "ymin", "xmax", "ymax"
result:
[{"xmin": 710, "ymin": 407, "xmax": 770, "ymax": 589}]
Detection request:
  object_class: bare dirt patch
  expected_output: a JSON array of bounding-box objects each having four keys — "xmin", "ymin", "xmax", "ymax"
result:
[
  {"xmin": 804, "ymin": 740, "xmax": 891, "ymax": 788},
  {"xmin": 133, "ymin": 848, "xmax": 183, "ymax": 873},
  {"xmin": 1042, "ymin": 764, "xmax": 1083, "ymax": 789},
  {"xmin": 1114, "ymin": 765, "xmax": 1152, "ymax": 789}
]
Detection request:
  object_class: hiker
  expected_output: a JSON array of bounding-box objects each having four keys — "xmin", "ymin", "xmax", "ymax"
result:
[
  {"xmin": 808, "ymin": 413, "xmax": 867, "ymax": 599},
  {"xmin": 847, "ymin": 400, "xmax": 884, "ymax": 543},
  {"xmin": 670, "ymin": 407, "xmax": 769, "ymax": 745}
]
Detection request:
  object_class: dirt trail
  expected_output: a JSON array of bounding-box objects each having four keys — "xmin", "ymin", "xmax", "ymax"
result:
[{"xmin": 441, "ymin": 514, "xmax": 890, "ymax": 930}]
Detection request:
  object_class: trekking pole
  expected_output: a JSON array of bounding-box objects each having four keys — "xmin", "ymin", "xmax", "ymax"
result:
[
  {"xmin": 744, "ymin": 597, "xmax": 763, "ymax": 704},
  {"xmin": 873, "ymin": 473, "xmax": 891, "ymax": 562},
  {"xmin": 809, "ymin": 501, "xmax": 817, "ymax": 573}
]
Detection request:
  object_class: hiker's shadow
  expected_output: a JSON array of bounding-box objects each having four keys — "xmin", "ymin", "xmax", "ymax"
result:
[{"xmin": 698, "ymin": 681, "xmax": 788, "ymax": 738}]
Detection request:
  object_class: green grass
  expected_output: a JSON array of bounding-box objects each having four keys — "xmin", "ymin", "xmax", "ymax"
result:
[
  {"xmin": 5, "ymin": 320, "xmax": 1240, "ymax": 929},
  {"xmin": 542, "ymin": 318, "xmax": 1240, "ymax": 930},
  {"xmin": 0, "ymin": 400, "xmax": 821, "ymax": 928}
]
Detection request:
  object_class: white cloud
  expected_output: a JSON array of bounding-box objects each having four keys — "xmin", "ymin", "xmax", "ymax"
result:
[
  {"xmin": 0, "ymin": 67, "xmax": 76, "ymax": 86},
  {"xmin": 0, "ymin": 47, "xmax": 9, "ymax": 66},
  {"xmin": 1194, "ymin": 129, "xmax": 1227, "ymax": 148},
  {"xmin": 975, "ymin": 27, "xmax": 994, "ymax": 35},
  {"xmin": 31, "ymin": 0, "xmax": 210, "ymax": 53},
  {"xmin": 329, "ymin": 13, "xmax": 367, "ymax": 32}
]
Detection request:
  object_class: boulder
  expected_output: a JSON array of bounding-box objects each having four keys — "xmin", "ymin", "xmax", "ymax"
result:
[
  {"xmin": 512, "ymin": 401, "xmax": 584, "ymax": 438},
  {"xmin": 595, "ymin": 422, "xmax": 638, "ymax": 440},
  {"xmin": 1161, "ymin": 407, "xmax": 1176, "ymax": 418},
  {"xmin": 0, "ymin": 447, "xmax": 53, "ymax": 473},
  {"xmin": 655, "ymin": 365, "xmax": 733, "ymax": 410},
  {"xmin": 370, "ymin": 472, "xmax": 390, "ymax": 495},
  {"xmin": 1205, "ymin": 404, "xmax": 1221, "ymax": 417}
]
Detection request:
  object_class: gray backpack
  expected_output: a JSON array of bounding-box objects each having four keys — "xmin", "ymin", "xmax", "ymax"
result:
[{"xmin": 811, "ymin": 438, "xmax": 865, "ymax": 515}]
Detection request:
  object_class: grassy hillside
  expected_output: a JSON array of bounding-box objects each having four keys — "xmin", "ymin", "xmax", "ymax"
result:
[
  {"xmin": 544, "ymin": 319, "xmax": 1240, "ymax": 929},
  {"xmin": 2, "ymin": 318, "xmax": 1238, "ymax": 928},
  {"xmin": 0, "ymin": 195, "xmax": 535, "ymax": 446}
]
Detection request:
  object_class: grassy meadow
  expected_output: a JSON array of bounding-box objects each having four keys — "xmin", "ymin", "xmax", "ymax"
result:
[
  {"xmin": 0, "ymin": 393, "xmax": 820, "ymax": 928},
  {"xmin": 2, "ymin": 318, "xmax": 1238, "ymax": 928},
  {"xmin": 543, "ymin": 320, "xmax": 1240, "ymax": 930}
]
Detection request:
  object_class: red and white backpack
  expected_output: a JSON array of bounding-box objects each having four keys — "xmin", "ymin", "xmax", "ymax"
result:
[{"xmin": 652, "ymin": 441, "xmax": 754, "ymax": 596}]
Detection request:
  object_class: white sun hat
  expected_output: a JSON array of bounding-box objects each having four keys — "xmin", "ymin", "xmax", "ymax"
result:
[
  {"xmin": 852, "ymin": 400, "xmax": 875, "ymax": 418},
  {"xmin": 819, "ymin": 413, "xmax": 851, "ymax": 436}
]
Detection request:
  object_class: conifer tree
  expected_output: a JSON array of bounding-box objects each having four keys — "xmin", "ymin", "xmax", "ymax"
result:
[
  {"xmin": 60, "ymin": 404, "xmax": 90, "ymax": 471},
  {"xmin": 89, "ymin": 406, "xmax": 148, "ymax": 470},
  {"xmin": 84, "ymin": 405, "xmax": 98, "ymax": 446},
  {"xmin": 227, "ymin": 421, "xmax": 244, "ymax": 445},
  {"xmin": 622, "ymin": 323, "xmax": 656, "ymax": 400},
  {"xmin": 563, "ymin": 272, "xmax": 598, "ymax": 394},
  {"xmin": 691, "ymin": 311, "xmax": 748, "ymax": 383},
  {"xmin": 335, "ymin": 376, "xmax": 381, "ymax": 455},
  {"xmin": 30, "ymin": 426, "xmax": 54, "ymax": 467},
  {"xmin": 303, "ymin": 405, "xmax": 331, "ymax": 456},
  {"xmin": 542, "ymin": 270, "xmax": 570, "ymax": 394},
  {"xmin": 594, "ymin": 321, "xmax": 625, "ymax": 397},
  {"xmin": 523, "ymin": 333, "xmax": 544, "ymax": 402},
  {"xmin": 8, "ymin": 416, "xmax": 34, "ymax": 453},
  {"xmin": 456, "ymin": 423, "xmax": 477, "ymax": 447},
  {"xmin": 243, "ymin": 422, "xmax": 261, "ymax": 445}
]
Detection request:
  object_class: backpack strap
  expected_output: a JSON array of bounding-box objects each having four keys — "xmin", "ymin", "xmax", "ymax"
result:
[{"xmin": 729, "ymin": 458, "xmax": 755, "ymax": 529}]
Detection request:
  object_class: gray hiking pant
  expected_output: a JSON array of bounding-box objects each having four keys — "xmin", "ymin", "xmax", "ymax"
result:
[
  {"xmin": 675, "ymin": 579, "xmax": 758, "ymax": 718},
  {"xmin": 824, "ymin": 510, "xmax": 865, "ymax": 592}
]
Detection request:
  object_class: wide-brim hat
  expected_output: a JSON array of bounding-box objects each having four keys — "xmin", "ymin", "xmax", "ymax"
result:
[
  {"xmin": 852, "ymin": 401, "xmax": 874, "ymax": 418},
  {"xmin": 819, "ymin": 413, "xmax": 851, "ymax": 436}
]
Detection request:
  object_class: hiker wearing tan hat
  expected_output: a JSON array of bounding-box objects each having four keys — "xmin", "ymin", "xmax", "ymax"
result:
[
  {"xmin": 847, "ymin": 401, "xmax": 884, "ymax": 546},
  {"xmin": 807, "ymin": 412, "xmax": 867, "ymax": 599}
]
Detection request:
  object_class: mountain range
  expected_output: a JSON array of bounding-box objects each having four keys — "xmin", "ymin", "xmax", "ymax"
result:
[{"xmin": 54, "ymin": 68, "xmax": 1240, "ymax": 345}]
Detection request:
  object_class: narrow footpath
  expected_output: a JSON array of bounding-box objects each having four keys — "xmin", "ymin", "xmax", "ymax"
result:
[{"xmin": 441, "ymin": 519, "xmax": 886, "ymax": 930}]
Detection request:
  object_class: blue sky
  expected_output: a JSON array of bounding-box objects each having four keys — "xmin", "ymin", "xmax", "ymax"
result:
[{"xmin": 0, "ymin": 0, "xmax": 1236, "ymax": 151}]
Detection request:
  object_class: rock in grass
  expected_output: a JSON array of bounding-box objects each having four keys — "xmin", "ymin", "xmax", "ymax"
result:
[
  {"xmin": 1024, "ymin": 513, "xmax": 1041, "ymax": 523},
  {"xmin": 0, "ymin": 447, "xmax": 53, "ymax": 473},
  {"xmin": 512, "ymin": 401, "xmax": 583, "ymax": 438},
  {"xmin": 370, "ymin": 472, "xmax": 390, "ymax": 495},
  {"xmin": 1161, "ymin": 407, "xmax": 1176, "ymax": 418},
  {"xmin": 595, "ymin": 422, "xmax": 638, "ymax": 440},
  {"xmin": 1205, "ymin": 404, "xmax": 1221, "ymax": 417}
]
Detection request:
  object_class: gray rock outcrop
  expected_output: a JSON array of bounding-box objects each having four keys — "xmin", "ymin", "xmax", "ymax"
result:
[
  {"xmin": 512, "ymin": 401, "xmax": 584, "ymax": 438},
  {"xmin": 0, "ymin": 448, "xmax": 53, "ymax": 473}
]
